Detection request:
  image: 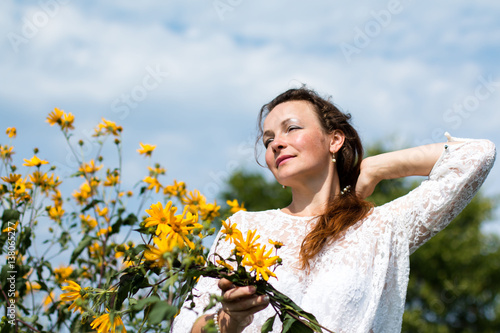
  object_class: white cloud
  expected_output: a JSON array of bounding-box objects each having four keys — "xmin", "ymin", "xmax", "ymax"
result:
[{"xmin": 1, "ymin": 0, "xmax": 499, "ymax": 208}]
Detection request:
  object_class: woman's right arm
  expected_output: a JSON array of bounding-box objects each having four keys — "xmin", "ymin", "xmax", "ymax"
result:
[{"xmin": 190, "ymin": 279, "xmax": 270, "ymax": 333}]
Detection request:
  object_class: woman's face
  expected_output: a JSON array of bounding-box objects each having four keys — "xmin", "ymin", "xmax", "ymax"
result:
[{"xmin": 263, "ymin": 100, "xmax": 338, "ymax": 187}]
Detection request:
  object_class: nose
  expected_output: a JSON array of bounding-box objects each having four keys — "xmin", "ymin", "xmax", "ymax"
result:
[{"xmin": 270, "ymin": 136, "xmax": 286, "ymax": 152}]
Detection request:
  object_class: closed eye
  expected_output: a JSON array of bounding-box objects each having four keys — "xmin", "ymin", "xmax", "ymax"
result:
[{"xmin": 264, "ymin": 138, "xmax": 273, "ymax": 148}]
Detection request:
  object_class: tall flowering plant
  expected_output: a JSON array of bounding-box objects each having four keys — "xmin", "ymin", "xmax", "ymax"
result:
[{"xmin": 0, "ymin": 110, "xmax": 330, "ymax": 333}]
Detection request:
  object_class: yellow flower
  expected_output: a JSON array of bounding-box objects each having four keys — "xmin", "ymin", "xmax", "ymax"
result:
[
  {"xmin": 220, "ymin": 219, "xmax": 243, "ymax": 245},
  {"xmin": 227, "ymin": 199, "xmax": 247, "ymax": 214},
  {"xmin": 97, "ymin": 226, "xmax": 112, "ymax": 237},
  {"xmin": 45, "ymin": 174, "xmax": 61, "ymax": 193},
  {"xmin": 144, "ymin": 236, "xmax": 176, "ymax": 267},
  {"xmin": 241, "ymin": 244, "xmax": 279, "ymax": 281},
  {"xmin": 1, "ymin": 173, "xmax": 21, "ymax": 184},
  {"xmin": 30, "ymin": 171, "xmax": 60, "ymax": 194},
  {"xmin": 48, "ymin": 205, "xmax": 65, "ymax": 222},
  {"xmin": 163, "ymin": 180, "xmax": 186, "ymax": 197},
  {"xmin": 216, "ymin": 259, "xmax": 234, "ymax": 272},
  {"xmin": 52, "ymin": 189, "xmax": 63, "ymax": 206},
  {"xmin": 73, "ymin": 181, "xmax": 92, "ymax": 204},
  {"xmin": 234, "ymin": 229, "xmax": 260, "ymax": 257},
  {"xmin": 104, "ymin": 171, "xmax": 120, "ymax": 186},
  {"xmin": 268, "ymin": 239, "xmax": 284, "ymax": 249},
  {"xmin": 12, "ymin": 176, "xmax": 33, "ymax": 201},
  {"xmin": 29, "ymin": 171, "xmax": 47, "ymax": 186},
  {"xmin": 181, "ymin": 189, "xmax": 206, "ymax": 207},
  {"xmin": 61, "ymin": 112, "xmax": 75, "ymax": 131},
  {"xmin": 42, "ymin": 291, "xmax": 56, "ymax": 309},
  {"xmin": 94, "ymin": 118, "xmax": 123, "ymax": 137},
  {"xmin": 2, "ymin": 221, "xmax": 18, "ymax": 233},
  {"xmin": 91, "ymin": 311, "xmax": 127, "ymax": 333},
  {"xmin": 46, "ymin": 108, "xmax": 65, "ymax": 126},
  {"xmin": 96, "ymin": 206, "xmax": 109, "ymax": 217},
  {"xmin": 79, "ymin": 160, "xmax": 103, "ymax": 174},
  {"xmin": 54, "ymin": 266, "xmax": 73, "ymax": 283},
  {"xmin": 26, "ymin": 281, "xmax": 41, "ymax": 292},
  {"xmin": 199, "ymin": 200, "xmax": 220, "ymax": 221},
  {"xmin": 148, "ymin": 165, "xmax": 166, "ymax": 176},
  {"xmin": 0, "ymin": 145, "xmax": 14, "ymax": 161},
  {"xmin": 137, "ymin": 142, "xmax": 156, "ymax": 157},
  {"xmin": 114, "ymin": 242, "xmax": 133, "ymax": 259},
  {"xmin": 6, "ymin": 127, "xmax": 16, "ymax": 138},
  {"xmin": 143, "ymin": 176, "xmax": 162, "ymax": 193},
  {"xmin": 61, "ymin": 280, "xmax": 86, "ymax": 313},
  {"xmin": 80, "ymin": 214, "xmax": 98, "ymax": 230},
  {"xmin": 89, "ymin": 242, "xmax": 103, "ymax": 258},
  {"xmin": 23, "ymin": 155, "xmax": 49, "ymax": 167},
  {"xmin": 144, "ymin": 201, "xmax": 201, "ymax": 249}
]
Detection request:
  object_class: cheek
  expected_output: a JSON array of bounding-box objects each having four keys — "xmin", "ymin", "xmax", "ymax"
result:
[
  {"xmin": 264, "ymin": 149, "xmax": 274, "ymax": 169},
  {"xmin": 295, "ymin": 132, "xmax": 325, "ymax": 150}
]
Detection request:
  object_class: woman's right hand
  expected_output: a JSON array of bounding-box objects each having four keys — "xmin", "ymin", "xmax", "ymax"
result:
[{"xmin": 217, "ymin": 278, "xmax": 270, "ymax": 333}]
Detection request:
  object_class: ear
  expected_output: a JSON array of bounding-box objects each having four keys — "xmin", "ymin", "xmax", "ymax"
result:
[{"xmin": 329, "ymin": 130, "xmax": 345, "ymax": 154}]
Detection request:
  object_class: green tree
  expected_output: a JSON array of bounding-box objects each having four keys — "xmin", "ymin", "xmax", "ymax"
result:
[
  {"xmin": 220, "ymin": 170, "xmax": 291, "ymax": 212},
  {"xmin": 219, "ymin": 153, "xmax": 500, "ymax": 331}
]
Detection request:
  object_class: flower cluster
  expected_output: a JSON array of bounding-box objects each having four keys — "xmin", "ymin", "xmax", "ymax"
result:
[{"xmin": 0, "ymin": 109, "xmax": 328, "ymax": 333}]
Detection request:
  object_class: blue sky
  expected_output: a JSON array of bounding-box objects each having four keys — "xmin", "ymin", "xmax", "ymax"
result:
[{"xmin": 1, "ymin": 0, "xmax": 500, "ymax": 232}]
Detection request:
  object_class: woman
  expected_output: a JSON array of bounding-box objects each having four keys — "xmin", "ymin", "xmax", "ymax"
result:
[{"xmin": 173, "ymin": 87, "xmax": 496, "ymax": 333}]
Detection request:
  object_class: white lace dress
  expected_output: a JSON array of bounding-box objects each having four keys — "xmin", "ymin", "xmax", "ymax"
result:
[{"xmin": 172, "ymin": 137, "xmax": 496, "ymax": 333}]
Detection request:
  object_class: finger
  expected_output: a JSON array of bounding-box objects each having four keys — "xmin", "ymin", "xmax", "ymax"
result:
[
  {"xmin": 223, "ymin": 285, "xmax": 257, "ymax": 302},
  {"xmin": 218, "ymin": 278, "xmax": 235, "ymax": 292},
  {"xmin": 222, "ymin": 294, "xmax": 269, "ymax": 313}
]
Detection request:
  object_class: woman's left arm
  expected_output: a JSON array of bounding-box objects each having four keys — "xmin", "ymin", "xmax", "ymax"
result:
[
  {"xmin": 356, "ymin": 135, "xmax": 496, "ymax": 253},
  {"xmin": 356, "ymin": 141, "xmax": 461, "ymax": 199}
]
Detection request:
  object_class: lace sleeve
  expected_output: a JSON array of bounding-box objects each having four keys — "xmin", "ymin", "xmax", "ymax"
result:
[
  {"xmin": 384, "ymin": 135, "xmax": 496, "ymax": 254},
  {"xmin": 171, "ymin": 212, "xmax": 244, "ymax": 332}
]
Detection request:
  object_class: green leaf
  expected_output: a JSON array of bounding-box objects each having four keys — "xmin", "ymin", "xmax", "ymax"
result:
[
  {"xmin": 130, "ymin": 295, "xmax": 160, "ymax": 312},
  {"xmin": 18, "ymin": 226, "xmax": 32, "ymax": 256},
  {"xmin": 1, "ymin": 209, "xmax": 20, "ymax": 223},
  {"xmin": 111, "ymin": 213, "xmax": 138, "ymax": 234},
  {"xmin": 70, "ymin": 235, "xmax": 93, "ymax": 263},
  {"xmin": 80, "ymin": 199, "xmax": 103, "ymax": 213},
  {"xmin": 147, "ymin": 301, "xmax": 178, "ymax": 325},
  {"xmin": 261, "ymin": 314, "xmax": 276, "ymax": 333},
  {"xmin": 281, "ymin": 314, "xmax": 314, "ymax": 333}
]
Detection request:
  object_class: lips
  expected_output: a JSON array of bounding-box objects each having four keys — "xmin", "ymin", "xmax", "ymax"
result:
[{"xmin": 275, "ymin": 155, "xmax": 294, "ymax": 168}]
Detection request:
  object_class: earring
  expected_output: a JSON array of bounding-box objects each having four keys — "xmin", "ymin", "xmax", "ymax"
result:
[
  {"xmin": 282, "ymin": 185, "xmax": 286, "ymax": 189},
  {"xmin": 332, "ymin": 154, "xmax": 336, "ymax": 163}
]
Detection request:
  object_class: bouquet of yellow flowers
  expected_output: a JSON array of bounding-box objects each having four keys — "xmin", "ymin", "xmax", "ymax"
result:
[{"xmin": 193, "ymin": 219, "xmax": 334, "ymax": 333}]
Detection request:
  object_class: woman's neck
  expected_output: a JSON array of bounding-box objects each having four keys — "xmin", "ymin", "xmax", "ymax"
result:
[{"xmin": 283, "ymin": 174, "xmax": 341, "ymax": 217}]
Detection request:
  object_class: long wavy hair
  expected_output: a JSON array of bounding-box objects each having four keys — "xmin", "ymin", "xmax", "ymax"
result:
[{"xmin": 256, "ymin": 87, "xmax": 373, "ymax": 270}]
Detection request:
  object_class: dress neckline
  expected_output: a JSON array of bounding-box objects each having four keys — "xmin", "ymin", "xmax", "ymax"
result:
[{"xmin": 275, "ymin": 208, "xmax": 317, "ymax": 219}]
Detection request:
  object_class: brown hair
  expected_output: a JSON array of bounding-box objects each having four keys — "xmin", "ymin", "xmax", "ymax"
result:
[{"xmin": 256, "ymin": 87, "xmax": 373, "ymax": 270}]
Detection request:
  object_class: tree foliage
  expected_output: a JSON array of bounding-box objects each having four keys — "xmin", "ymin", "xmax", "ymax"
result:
[{"xmin": 219, "ymin": 150, "xmax": 500, "ymax": 331}]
